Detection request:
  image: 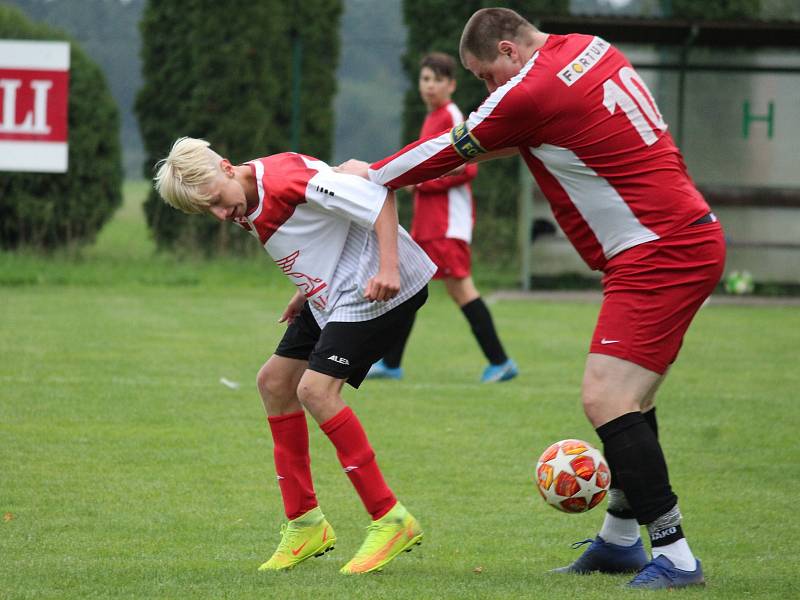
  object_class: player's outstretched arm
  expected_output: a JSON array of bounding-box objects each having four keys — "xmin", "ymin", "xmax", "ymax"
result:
[
  {"xmin": 413, "ymin": 146, "xmax": 516, "ymax": 193},
  {"xmin": 278, "ymin": 291, "xmax": 306, "ymax": 324},
  {"xmin": 364, "ymin": 190, "xmax": 400, "ymax": 302}
]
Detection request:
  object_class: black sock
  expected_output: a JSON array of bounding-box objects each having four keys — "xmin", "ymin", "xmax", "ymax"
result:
[
  {"xmin": 381, "ymin": 313, "xmax": 416, "ymax": 369},
  {"xmin": 606, "ymin": 487, "xmax": 635, "ymax": 520},
  {"xmin": 642, "ymin": 407, "xmax": 669, "ymax": 481},
  {"xmin": 596, "ymin": 412, "xmax": 677, "ymax": 525},
  {"xmin": 460, "ymin": 297, "xmax": 507, "ymax": 365},
  {"xmin": 643, "ymin": 407, "xmax": 658, "ymax": 439}
]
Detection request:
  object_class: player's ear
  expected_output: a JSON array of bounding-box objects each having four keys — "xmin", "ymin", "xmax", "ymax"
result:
[
  {"xmin": 497, "ymin": 40, "xmax": 514, "ymax": 58},
  {"xmin": 220, "ymin": 158, "xmax": 234, "ymax": 176}
]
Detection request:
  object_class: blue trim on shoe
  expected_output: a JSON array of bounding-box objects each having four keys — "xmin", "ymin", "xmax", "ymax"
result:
[
  {"xmin": 480, "ymin": 359, "xmax": 519, "ymax": 383},
  {"xmin": 365, "ymin": 359, "xmax": 403, "ymax": 380},
  {"xmin": 551, "ymin": 535, "xmax": 647, "ymax": 574},
  {"xmin": 627, "ymin": 555, "xmax": 705, "ymax": 589}
]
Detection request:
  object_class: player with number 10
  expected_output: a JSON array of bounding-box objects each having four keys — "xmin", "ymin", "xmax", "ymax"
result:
[{"xmin": 338, "ymin": 7, "xmax": 725, "ymax": 590}]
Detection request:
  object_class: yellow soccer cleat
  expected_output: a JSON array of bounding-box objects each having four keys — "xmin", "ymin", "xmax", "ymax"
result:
[
  {"xmin": 340, "ymin": 502, "xmax": 423, "ymax": 574},
  {"xmin": 258, "ymin": 506, "xmax": 336, "ymax": 571}
]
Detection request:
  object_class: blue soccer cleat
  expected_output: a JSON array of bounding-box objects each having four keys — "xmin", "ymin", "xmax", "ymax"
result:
[
  {"xmin": 627, "ymin": 555, "xmax": 705, "ymax": 589},
  {"xmin": 480, "ymin": 359, "xmax": 519, "ymax": 383},
  {"xmin": 552, "ymin": 536, "xmax": 648, "ymax": 574},
  {"xmin": 365, "ymin": 359, "xmax": 403, "ymax": 380}
]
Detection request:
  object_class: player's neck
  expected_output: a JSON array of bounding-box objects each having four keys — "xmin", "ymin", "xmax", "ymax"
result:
[
  {"xmin": 236, "ymin": 164, "xmax": 259, "ymax": 210},
  {"xmin": 426, "ymin": 98, "xmax": 450, "ymax": 112},
  {"xmin": 529, "ymin": 31, "xmax": 549, "ymax": 55}
]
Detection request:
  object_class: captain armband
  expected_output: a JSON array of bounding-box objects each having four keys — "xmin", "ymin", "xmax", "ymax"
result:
[{"xmin": 450, "ymin": 122, "xmax": 487, "ymax": 160}]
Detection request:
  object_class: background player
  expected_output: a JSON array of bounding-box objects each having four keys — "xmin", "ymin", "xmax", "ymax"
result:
[
  {"xmin": 154, "ymin": 137, "xmax": 435, "ymax": 574},
  {"xmin": 338, "ymin": 7, "xmax": 725, "ymax": 590},
  {"xmin": 368, "ymin": 51, "xmax": 518, "ymax": 384}
]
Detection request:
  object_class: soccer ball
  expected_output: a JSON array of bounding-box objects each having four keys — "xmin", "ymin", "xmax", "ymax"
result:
[
  {"xmin": 536, "ymin": 439, "xmax": 611, "ymax": 513},
  {"xmin": 724, "ymin": 270, "xmax": 754, "ymax": 295}
]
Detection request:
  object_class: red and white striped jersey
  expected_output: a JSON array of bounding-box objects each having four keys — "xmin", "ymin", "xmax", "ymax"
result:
[
  {"xmin": 235, "ymin": 153, "xmax": 435, "ymax": 325},
  {"xmin": 411, "ymin": 102, "xmax": 477, "ymax": 243},
  {"xmin": 370, "ymin": 34, "xmax": 711, "ymax": 271}
]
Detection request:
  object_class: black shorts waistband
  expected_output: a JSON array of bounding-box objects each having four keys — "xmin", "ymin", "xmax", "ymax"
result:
[{"xmin": 689, "ymin": 212, "xmax": 717, "ymax": 226}]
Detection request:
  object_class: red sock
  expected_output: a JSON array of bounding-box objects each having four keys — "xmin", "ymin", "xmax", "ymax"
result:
[
  {"xmin": 267, "ymin": 411, "xmax": 318, "ymax": 520},
  {"xmin": 320, "ymin": 406, "xmax": 396, "ymax": 520}
]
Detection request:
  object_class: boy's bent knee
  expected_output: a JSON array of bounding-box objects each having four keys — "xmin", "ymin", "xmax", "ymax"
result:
[
  {"xmin": 296, "ymin": 379, "xmax": 326, "ymax": 407},
  {"xmin": 257, "ymin": 357, "xmax": 302, "ymax": 414},
  {"xmin": 257, "ymin": 361, "xmax": 286, "ymax": 396},
  {"xmin": 296, "ymin": 371, "xmax": 345, "ymax": 424}
]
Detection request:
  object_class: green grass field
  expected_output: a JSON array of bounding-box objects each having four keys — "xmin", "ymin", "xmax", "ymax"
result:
[{"xmin": 1, "ymin": 183, "xmax": 798, "ymax": 599}]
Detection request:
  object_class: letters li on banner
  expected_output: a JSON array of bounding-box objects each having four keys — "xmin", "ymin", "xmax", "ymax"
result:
[{"xmin": 0, "ymin": 40, "xmax": 70, "ymax": 173}]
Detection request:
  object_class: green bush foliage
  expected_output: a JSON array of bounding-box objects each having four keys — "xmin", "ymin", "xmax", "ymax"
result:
[
  {"xmin": 136, "ymin": 0, "xmax": 342, "ymax": 254},
  {"xmin": 400, "ymin": 1, "xmax": 568, "ymax": 263},
  {"xmin": 0, "ymin": 4, "xmax": 122, "ymax": 250}
]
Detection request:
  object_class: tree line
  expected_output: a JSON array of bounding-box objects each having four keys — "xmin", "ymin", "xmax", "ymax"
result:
[{"xmin": 1, "ymin": 0, "xmax": 775, "ymax": 254}]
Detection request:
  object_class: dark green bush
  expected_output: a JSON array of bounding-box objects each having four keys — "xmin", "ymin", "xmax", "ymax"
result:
[
  {"xmin": 136, "ymin": 0, "xmax": 342, "ymax": 254},
  {"xmin": 0, "ymin": 4, "xmax": 122, "ymax": 250}
]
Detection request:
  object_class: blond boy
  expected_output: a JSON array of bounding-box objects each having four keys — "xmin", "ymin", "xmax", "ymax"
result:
[{"xmin": 155, "ymin": 137, "xmax": 435, "ymax": 574}]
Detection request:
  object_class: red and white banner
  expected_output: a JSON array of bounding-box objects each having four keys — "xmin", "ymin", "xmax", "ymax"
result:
[{"xmin": 0, "ymin": 40, "xmax": 70, "ymax": 173}]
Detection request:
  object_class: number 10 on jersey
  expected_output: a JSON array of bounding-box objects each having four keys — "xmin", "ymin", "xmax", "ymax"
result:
[{"xmin": 603, "ymin": 66, "xmax": 667, "ymax": 146}]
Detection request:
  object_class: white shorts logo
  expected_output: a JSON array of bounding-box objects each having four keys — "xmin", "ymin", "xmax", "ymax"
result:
[{"xmin": 557, "ymin": 37, "xmax": 611, "ymax": 87}]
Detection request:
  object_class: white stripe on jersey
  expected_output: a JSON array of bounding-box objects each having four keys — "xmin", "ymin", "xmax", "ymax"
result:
[
  {"xmin": 528, "ymin": 143, "xmax": 659, "ymax": 259},
  {"xmin": 299, "ymin": 155, "xmax": 329, "ymax": 172},
  {"xmin": 369, "ymin": 131, "xmax": 451, "ymax": 187},
  {"xmin": 249, "ymin": 159, "xmax": 266, "ymax": 222},
  {"xmin": 445, "ymin": 185, "xmax": 472, "ymax": 242},
  {"xmin": 445, "ymin": 102, "xmax": 463, "ymax": 125},
  {"xmin": 465, "ymin": 52, "xmax": 539, "ymax": 131},
  {"xmin": 443, "ymin": 102, "xmax": 472, "ymax": 242}
]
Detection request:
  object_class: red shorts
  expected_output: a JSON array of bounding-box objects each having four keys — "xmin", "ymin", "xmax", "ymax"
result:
[
  {"xmin": 591, "ymin": 221, "xmax": 726, "ymax": 374},
  {"xmin": 417, "ymin": 238, "xmax": 471, "ymax": 280}
]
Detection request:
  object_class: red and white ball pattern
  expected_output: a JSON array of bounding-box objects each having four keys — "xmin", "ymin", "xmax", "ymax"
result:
[{"xmin": 536, "ymin": 439, "xmax": 611, "ymax": 513}]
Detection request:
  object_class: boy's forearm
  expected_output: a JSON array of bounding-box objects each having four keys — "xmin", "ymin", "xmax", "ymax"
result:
[{"xmin": 374, "ymin": 190, "xmax": 399, "ymax": 271}]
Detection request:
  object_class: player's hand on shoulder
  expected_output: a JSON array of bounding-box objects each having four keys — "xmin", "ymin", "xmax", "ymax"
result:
[
  {"xmin": 279, "ymin": 291, "xmax": 306, "ymax": 325},
  {"xmin": 334, "ymin": 159, "xmax": 370, "ymax": 179},
  {"xmin": 364, "ymin": 269, "xmax": 401, "ymax": 302}
]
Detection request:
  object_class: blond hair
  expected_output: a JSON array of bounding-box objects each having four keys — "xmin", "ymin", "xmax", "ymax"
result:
[
  {"xmin": 459, "ymin": 8, "xmax": 536, "ymax": 63},
  {"xmin": 153, "ymin": 137, "xmax": 223, "ymax": 214}
]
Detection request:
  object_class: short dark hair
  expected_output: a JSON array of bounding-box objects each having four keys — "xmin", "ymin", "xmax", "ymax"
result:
[
  {"xmin": 459, "ymin": 8, "xmax": 536, "ymax": 63},
  {"xmin": 420, "ymin": 52, "xmax": 457, "ymax": 80}
]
